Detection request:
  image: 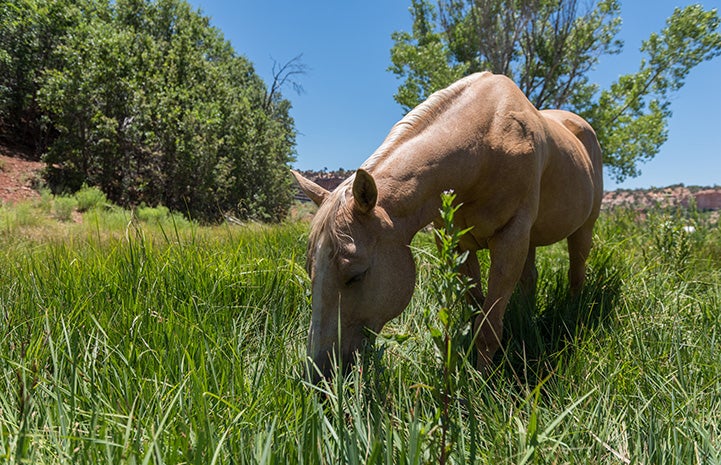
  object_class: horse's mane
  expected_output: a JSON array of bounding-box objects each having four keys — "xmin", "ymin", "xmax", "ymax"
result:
[
  {"xmin": 362, "ymin": 73, "xmax": 484, "ymax": 171},
  {"xmin": 306, "ymin": 179, "xmax": 354, "ymax": 271},
  {"xmin": 306, "ymin": 73, "xmax": 488, "ymax": 269}
]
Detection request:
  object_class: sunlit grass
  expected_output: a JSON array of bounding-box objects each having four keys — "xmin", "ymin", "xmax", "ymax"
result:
[{"xmin": 1, "ymin": 200, "xmax": 719, "ymax": 463}]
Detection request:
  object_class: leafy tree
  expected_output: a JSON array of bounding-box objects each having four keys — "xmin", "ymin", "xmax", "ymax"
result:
[
  {"xmin": 1, "ymin": 0, "xmax": 297, "ymax": 222},
  {"xmin": 0, "ymin": 0, "xmax": 89, "ymax": 151},
  {"xmin": 389, "ymin": 0, "xmax": 721, "ymax": 182}
]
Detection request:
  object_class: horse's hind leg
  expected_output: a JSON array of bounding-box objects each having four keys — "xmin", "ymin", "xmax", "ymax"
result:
[{"xmin": 567, "ymin": 223, "xmax": 594, "ymax": 293}]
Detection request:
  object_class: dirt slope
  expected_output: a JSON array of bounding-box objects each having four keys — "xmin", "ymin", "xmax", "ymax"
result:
[{"xmin": 0, "ymin": 144, "xmax": 44, "ymax": 204}]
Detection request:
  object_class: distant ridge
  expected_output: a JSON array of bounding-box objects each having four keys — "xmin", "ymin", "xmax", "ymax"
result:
[
  {"xmin": 293, "ymin": 169, "xmax": 721, "ymax": 212},
  {"xmin": 292, "ymin": 169, "xmax": 351, "ymax": 203},
  {"xmin": 603, "ymin": 185, "xmax": 721, "ymax": 211}
]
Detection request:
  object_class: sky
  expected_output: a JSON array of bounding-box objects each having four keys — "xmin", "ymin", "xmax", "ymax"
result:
[{"xmin": 187, "ymin": 0, "xmax": 721, "ymax": 190}]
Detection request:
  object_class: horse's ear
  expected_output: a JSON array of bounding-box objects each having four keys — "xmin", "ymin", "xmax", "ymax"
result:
[
  {"xmin": 291, "ymin": 170, "xmax": 329, "ymax": 207},
  {"xmin": 352, "ymin": 169, "xmax": 377, "ymax": 214}
]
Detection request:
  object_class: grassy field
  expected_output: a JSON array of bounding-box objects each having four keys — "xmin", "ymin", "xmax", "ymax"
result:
[{"xmin": 1, "ymin": 195, "xmax": 720, "ymax": 464}]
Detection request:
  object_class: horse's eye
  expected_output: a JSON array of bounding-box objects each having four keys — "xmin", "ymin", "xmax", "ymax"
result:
[{"xmin": 345, "ymin": 270, "xmax": 367, "ymax": 286}]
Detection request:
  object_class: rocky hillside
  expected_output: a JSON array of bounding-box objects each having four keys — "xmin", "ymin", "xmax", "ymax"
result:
[{"xmin": 603, "ymin": 185, "xmax": 721, "ymax": 211}]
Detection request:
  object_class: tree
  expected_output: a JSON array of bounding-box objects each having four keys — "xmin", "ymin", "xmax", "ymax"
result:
[
  {"xmin": 1, "ymin": 0, "xmax": 298, "ymax": 222},
  {"xmin": 0, "ymin": 0, "xmax": 88, "ymax": 152},
  {"xmin": 389, "ymin": 0, "xmax": 721, "ymax": 182}
]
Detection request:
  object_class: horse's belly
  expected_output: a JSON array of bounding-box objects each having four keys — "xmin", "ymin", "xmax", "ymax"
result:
[{"xmin": 531, "ymin": 180, "xmax": 595, "ymax": 246}]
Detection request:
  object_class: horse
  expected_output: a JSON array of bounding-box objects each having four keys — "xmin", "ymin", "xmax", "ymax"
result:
[{"xmin": 292, "ymin": 72, "xmax": 603, "ymax": 382}]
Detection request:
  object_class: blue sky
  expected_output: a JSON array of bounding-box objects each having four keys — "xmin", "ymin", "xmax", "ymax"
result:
[{"xmin": 187, "ymin": 1, "xmax": 720, "ymax": 190}]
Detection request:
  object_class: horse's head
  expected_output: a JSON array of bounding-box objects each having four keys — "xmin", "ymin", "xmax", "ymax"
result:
[{"xmin": 292, "ymin": 169, "xmax": 416, "ymax": 382}]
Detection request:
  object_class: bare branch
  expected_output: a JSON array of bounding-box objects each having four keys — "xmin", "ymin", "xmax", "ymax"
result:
[{"xmin": 265, "ymin": 54, "xmax": 308, "ymax": 110}]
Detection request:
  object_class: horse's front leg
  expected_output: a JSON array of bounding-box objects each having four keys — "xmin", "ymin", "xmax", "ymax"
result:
[
  {"xmin": 434, "ymin": 217, "xmax": 486, "ymax": 307},
  {"xmin": 474, "ymin": 217, "xmax": 531, "ymax": 368},
  {"xmin": 460, "ymin": 249, "xmax": 485, "ymax": 307},
  {"xmin": 519, "ymin": 246, "xmax": 537, "ymax": 302}
]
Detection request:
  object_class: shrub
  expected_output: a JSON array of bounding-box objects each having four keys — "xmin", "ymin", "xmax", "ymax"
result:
[
  {"xmin": 0, "ymin": 201, "xmax": 43, "ymax": 228},
  {"xmin": 136, "ymin": 205, "xmax": 170, "ymax": 224},
  {"xmin": 74, "ymin": 184, "xmax": 107, "ymax": 212},
  {"xmin": 36, "ymin": 189, "xmax": 54, "ymax": 213},
  {"xmin": 650, "ymin": 215, "xmax": 696, "ymax": 273},
  {"xmin": 53, "ymin": 196, "xmax": 77, "ymax": 221}
]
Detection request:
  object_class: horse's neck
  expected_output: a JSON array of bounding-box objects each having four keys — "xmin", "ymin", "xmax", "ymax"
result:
[
  {"xmin": 362, "ymin": 75, "xmax": 496, "ymax": 240},
  {"xmin": 369, "ymin": 149, "xmax": 465, "ymax": 242}
]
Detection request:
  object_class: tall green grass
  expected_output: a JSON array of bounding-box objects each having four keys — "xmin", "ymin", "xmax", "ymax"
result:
[{"xmin": 1, "ymin": 201, "xmax": 720, "ymax": 464}]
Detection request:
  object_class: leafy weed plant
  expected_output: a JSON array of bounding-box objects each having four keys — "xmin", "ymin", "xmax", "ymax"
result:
[{"xmin": 425, "ymin": 191, "xmax": 477, "ymax": 464}]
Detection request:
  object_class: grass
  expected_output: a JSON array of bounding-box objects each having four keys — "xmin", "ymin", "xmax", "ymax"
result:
[{"xmin": 0, "ymin": 199, "xmax": 720, "ymax": 464}]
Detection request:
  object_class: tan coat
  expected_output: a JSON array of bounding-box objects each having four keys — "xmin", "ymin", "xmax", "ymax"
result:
[{"xmin": 293, "ymin": 72, "xmax": 603, "ymax": 381}]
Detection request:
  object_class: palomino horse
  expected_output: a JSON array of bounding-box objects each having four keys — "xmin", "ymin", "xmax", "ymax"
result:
[{"xmin": 293, "ymin": 72, "xmax": 603, "ymax": 382}]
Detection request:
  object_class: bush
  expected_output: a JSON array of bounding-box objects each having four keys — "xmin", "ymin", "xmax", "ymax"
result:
[
  {"xmin": 136, "ymin": 205, "xmax": 170, "ymax": 224},
  {"xmin": 74, "ymin": 184, "xmax": 107, "ymax": 212},
  {"xmin": 0, "ymin": 201, "xmax": 43, "ymax": 228},
  {"xmin": 36, "ymin": 189, "xmax": 54, "ymax": 213},
  {"xmin": 53, "ymin": 196, "xmax": 77, "ymax": 221}
]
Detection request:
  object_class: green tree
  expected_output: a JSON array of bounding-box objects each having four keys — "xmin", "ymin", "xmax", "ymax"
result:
[
  {"xmin": 389, "ymin": 0, "xmax": 721, "ymax": 182},
  {"xmin": 1, "ymin": 0, "xmax": 297, "ymax": 222},
  {"xmin": 0, "ymin": 0, "xmax": 90, "ymax": 151}
]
